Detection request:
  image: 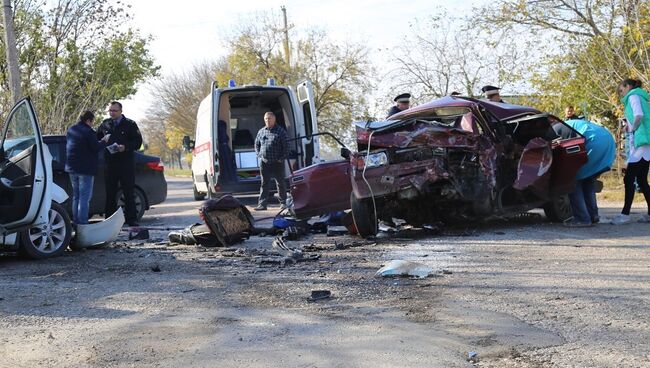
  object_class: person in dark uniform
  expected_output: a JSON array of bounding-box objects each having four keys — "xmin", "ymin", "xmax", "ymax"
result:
[
  {"xmin": 387, "ymin": 93, "xmax": 411, "ymax": 118},
  {"xmin": 481, "ymin": 85, "xmax": 505, "ymax": 103},
  {"xmin": 97, "ymin": 101, "xmax": 143, "ymax": 226}
]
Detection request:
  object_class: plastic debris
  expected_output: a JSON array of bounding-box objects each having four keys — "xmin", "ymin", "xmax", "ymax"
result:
[
  {"xmin": 310, "ymin": 290, "xmax": 331, "ymax": 301},
  {"xmin": 467, "ymin": 351, "xmax": 478, "ymax": 362},
  {"xmin": 375, "ymin": 260, "xmax": 433, "ymax": 279}
]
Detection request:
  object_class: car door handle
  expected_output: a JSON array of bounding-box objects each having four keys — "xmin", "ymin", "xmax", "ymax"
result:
[{"xmin": 565, "ymin": 145, "xmax": 581, "ymax": 154}]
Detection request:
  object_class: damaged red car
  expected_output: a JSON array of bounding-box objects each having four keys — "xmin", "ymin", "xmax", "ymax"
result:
[{"xmin": 290, "ymin": 96, "xmax": 587, "ymax": 237}]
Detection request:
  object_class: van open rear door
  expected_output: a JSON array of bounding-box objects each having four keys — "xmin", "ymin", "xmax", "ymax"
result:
[{"xmin": 296, "ymin": 80, "xmax": 319, "ymax": 167}]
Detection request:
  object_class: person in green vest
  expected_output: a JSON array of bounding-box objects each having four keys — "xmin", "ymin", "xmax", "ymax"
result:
[{"xmin": 612, "ymin": 78, "xmax": 650, "ymax": 225}]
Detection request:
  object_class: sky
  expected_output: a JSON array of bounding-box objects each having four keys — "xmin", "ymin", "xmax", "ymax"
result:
[{"xmin": 121, "ymin": 0, "xmax": 487, "ymax": 121}]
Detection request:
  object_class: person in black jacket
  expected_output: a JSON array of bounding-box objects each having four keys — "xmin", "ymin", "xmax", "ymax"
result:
[
  {"xmin": 65, "ymin": 110, "xmax": 110, "ymax": 225},
  {"xmin": 386, "ymin": 93, "xmax": 411, "ymax": 118},
  {"xmin": 97, "ymin": 101, "xmax": 143, "ymax": 226}
]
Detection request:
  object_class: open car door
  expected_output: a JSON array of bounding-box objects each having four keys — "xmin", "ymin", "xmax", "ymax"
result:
[
  {"xmin": 509, "ymin": 114, "xmax": 586, "ymax": 198},
  {"xmin": 0, "ymin": 97, "xmax": 47, "ymax": 232},
  {"xmin": 296, "ymin": 80, "xmax": 319, "ymax": 167}
]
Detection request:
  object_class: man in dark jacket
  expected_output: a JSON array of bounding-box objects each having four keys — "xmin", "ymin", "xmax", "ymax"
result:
[
  {"xmin": 65, "ymin": 110, "xmax": 109, "ymax": 224},
  {"xmin": 386, "ymin": 93, "xmax": 411, "ymax": 118},
  {"xmin": 97, "ymin": 101, "xmax": 143, "ymax": 226},
  {"xmin": 254, "ymin": 111, "xmax": 289, "ymax": 211}
]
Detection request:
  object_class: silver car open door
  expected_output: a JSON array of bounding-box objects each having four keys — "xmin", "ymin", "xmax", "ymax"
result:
[{"xmin": 0, "ymin": 97, "xmax": 47, "ymax": 232}]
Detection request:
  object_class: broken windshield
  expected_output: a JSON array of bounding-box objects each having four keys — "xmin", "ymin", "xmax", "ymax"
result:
[{"xmin": 359, "ymin": 106, "xmax": 473, "ymax": 132}]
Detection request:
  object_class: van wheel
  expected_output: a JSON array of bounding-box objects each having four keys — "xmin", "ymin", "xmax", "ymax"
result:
[
  {"xmin": 543, "ymin": 194, "xmax": 572, "ymax": 222},
  {"xmin": 350, "ymin": 192, "xmax": 377, "ymax": 238},
  {"xmin": 19, "ymin": 202, "xmax": 72, "ymax": 259},
  {"xmin": 193, "ymin": 184, "xmax": 206, "ymax": 201},
  {"xmin": 116, "ymin": 188, "xmax": 146, "ymax": 221}
]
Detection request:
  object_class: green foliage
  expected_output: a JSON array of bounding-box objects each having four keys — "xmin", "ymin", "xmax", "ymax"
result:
[
  {"xmin": 0, "ymin": 0, "xmax": 158, "ymax": 133},
  {"xmin": 481, "ymin": 0, "xmax": 650, "ymax": 128},
  {"xmin": 214, "ymin": 13, "xmax": 374, "ymax": 151}
]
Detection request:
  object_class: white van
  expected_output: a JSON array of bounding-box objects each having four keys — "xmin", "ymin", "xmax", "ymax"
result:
[{"xmin": 187, "ymin": 79, "xmax": 320, "ymax": 199}]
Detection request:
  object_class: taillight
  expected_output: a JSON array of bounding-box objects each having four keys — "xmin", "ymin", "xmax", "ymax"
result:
[{"xmin": 146, "ymin": 161, "xmax": 164, "ymax": 172}]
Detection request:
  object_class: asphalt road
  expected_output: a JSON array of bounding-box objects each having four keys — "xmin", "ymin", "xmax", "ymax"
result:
[{"xmin": 0, "ymin": 175, "xmax": 648, "ymax": 368}]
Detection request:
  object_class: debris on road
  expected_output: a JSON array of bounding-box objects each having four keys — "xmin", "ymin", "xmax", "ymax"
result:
[
  {"xmin": 168, "ymin": 223, "xmax": 220, "ymax": 247},
  {"xmin": 201, "ymin": 195, "xmax": 254, "ymax": 246},
  {"xmin": 375, "ymin": 260, "xmax": 434, "ymax": 279},
  {"xmin": 129, "ymin": 228, "xmax": 150, "ymax": 240},
  {"xmin": 309, "ymin": 289, "xmax": 331, "ymax": 301}
]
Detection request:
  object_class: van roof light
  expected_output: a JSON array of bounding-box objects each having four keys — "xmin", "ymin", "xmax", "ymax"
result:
[
  {"xmin": 267, "ymin": 78, "xmax": 276, "ymax": 86},
  {"xmin": 228, "ymin": 79, "xmax": 236, "ymax": 87}
]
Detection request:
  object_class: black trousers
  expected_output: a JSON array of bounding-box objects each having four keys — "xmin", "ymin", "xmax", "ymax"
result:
[
  {"xmin": 622, "ymin": 158, "xmax": 650, "ymax": 215},
  {"xmin": 258, "ymin": 161, "xmax": 287, "ymax": 206},
  {"xmin": 105, "ymin": 160, "xmax": 137, "ymax": 223}
]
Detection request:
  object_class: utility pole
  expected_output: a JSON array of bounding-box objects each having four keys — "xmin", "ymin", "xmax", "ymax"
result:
[
  {"xmin": 280, "ymin": 5, "xmax": 291, "ymax": 67},
  {"xmin": 2, "ymin": 0, "xmax": 21, "ymax": 103}
]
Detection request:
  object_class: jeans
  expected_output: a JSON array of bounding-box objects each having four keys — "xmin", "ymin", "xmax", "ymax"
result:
[
  {"xmin": 258, "ymin": 161, "xmax": 287, "ymax": 207},
  {"xmin": 69, "ymin": 173, "xmax": 94, "ymax": 224},
  {"xmin": 568, "ymin": 175, "xmax": 598, "ymax": 223}
]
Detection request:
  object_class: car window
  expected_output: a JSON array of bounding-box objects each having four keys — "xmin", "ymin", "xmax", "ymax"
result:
[{"xmin": 2, "ymin": 102, "xmax": 37, "ymax": 159}]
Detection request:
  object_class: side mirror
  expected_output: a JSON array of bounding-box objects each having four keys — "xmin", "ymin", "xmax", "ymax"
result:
[{"xmin": 340, "ymin": 147, "xmax": 351, "ymax": 160}]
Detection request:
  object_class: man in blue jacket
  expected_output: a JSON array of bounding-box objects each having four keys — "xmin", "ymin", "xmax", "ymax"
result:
[
  {"xmin": 65, "ymin": 110, "xmax": 109, "ymax": 225},
  {"xmin": 554, "ymin": 118, "xmax": 615, "ymax": 226}
]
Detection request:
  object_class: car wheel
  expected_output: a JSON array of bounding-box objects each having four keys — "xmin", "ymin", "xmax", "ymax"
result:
[
  {"xmin": 350, "ymin": 192, "xmax": 377, "ymax": 238},
  {"xmin": 193, "ymin": 183, "xmax": 206, "ymax": 201},
  {"xmin": 19, "ymin": 202, "xmax": 72, "ymax": 259},
  {"xmin": 543, "ymin": 194, "xmax": 572, "ymax": 222},
  {"xmin": 116, "ymin": 188, "xmax": 146, "ymax": 221}
]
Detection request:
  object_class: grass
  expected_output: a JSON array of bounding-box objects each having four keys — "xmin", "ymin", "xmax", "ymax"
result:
[
  {"xmin": 597, "ymin": 171, "xmax": 636, "ymax": 202},
  {"xmin": 165, "ymin": 168, "xmax": 192, "ymax": 178}
]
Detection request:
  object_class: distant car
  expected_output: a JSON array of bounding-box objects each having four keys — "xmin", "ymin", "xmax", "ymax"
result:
[
  {"xmin": 290, "ymin": 96, "xmax": 588, "ymax": 237},
  {"xmin": 43, "ymin": 135, "xmax": 167, "ymax": 221}
]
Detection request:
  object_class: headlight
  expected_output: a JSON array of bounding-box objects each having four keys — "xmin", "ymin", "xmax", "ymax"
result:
[{"xmin": 360, "ymin": 151, "xmax": 388, "ymax": 169}]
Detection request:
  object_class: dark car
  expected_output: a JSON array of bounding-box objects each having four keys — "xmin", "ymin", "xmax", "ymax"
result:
[
  {"xmin": 289, "ymin": 96, "xmax": 588, "ymax": 237},
  {"xmin": 43, "ymin": 135, "xmax": 167, "ymax": 221}
]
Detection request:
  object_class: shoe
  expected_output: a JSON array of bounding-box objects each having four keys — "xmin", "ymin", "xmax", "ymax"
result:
[
  {"xmin": 591, "ymin": 216, "xmax": 600, "ymax": 224},
  {"xmin": 253, "ymin": 205, "xmax": 267, "ymax": 211},
  {"xmin": 638, "ymin": 214, "xmax": 650, "ymax": 223},
  {"xmin": 563, "ymin": 220, "xmax": 592, "ymax": 228},
  {"xmin": 611, "ymin": 214, "xmax": 631, "ymax": 225}
]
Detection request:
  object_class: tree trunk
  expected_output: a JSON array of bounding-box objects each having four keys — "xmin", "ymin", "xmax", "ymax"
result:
[{"xmin": 2, "ymin": 0, "xmax": 21, "ymax": 103}]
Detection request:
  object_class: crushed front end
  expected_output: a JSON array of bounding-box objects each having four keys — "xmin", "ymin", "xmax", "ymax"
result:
[{"xmin": 351, "ymin": 109, "xmax": 498, "ymax": 225}]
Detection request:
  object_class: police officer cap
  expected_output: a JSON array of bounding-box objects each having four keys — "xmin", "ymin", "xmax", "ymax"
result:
[
  {"xmin": 394, "ymin": 93, "xmax": 411, "ymax": 103},
  {"xmin": 481, "ymin": 85, "xmax": 501, "ymax": 96}
]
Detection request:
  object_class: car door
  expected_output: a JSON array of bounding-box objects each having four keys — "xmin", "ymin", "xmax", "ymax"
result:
[
  {"xmin": 296, "ymin": 80, "xmax": 319, "ymax": 167},
  {"xmin": 548, "ymin": 118, "xmax": 588, "ymax": 195},
  {"xmin": 290, "ymin": 159, "xmax": 352, "ymax": 219},
  {"xmin": 0, "ymin": 97, "xmax": 47, "ymax": 232}
]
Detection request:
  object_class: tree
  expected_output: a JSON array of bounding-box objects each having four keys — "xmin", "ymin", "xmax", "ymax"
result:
[
  {"xmin": 215, "ymin": 11, "xmax": 375, "ymax": 150},
  {"xmin": 479, "ymin": 0, "xmax": 650, "ymax": 124},
  {"xmin": 142, "ymin": 61, "xmax": 222, "ymax": 167},
  {"xmin": 0, "ymin": 0, "xmax": 158, "ymax": 133},
  {"xmin": 2, "ymin": 0, "xmax": 21, "ymax": 103},
  {"xmin": 388, "ymin": 12, "xmax": 534, "ymax": 103}
]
